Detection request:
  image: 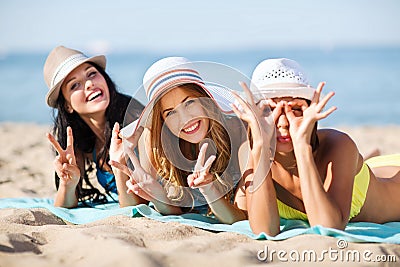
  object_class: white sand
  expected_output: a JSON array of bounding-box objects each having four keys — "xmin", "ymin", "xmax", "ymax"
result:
[{"xmin": 0, "ymin": 122, "xmax": 399, "ymax": 267}]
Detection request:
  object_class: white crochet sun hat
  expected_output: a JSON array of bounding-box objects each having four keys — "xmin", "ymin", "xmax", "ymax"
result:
[
  {"xmin": 251, "ymin": 58, "xmax": 315, "ymax": 101},
  {"xmin": 120, "ymin": 57, "xmax": 236, "ymax": 138}
]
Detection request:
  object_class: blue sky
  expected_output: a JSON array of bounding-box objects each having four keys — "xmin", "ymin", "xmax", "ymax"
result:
[{"xmin": 1, "ymin": 0, "xmax": 399, "ymax": 54}]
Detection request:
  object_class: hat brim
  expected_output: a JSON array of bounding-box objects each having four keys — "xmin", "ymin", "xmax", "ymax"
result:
[
  {"xmin": 253, "ymin": 86, "xmax": 316, "ymax": 101},
  {"xmin": 120, "ymin": 81, "xmax": 236, "ymax": 139},
  {"xmin": 46, "ymin": 55, "xmax": 106, "ymax": 108}
]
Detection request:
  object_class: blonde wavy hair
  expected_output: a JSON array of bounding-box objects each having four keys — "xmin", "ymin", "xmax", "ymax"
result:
[{"xmin": 149, "ymin": 84, "xmax": 233, "ymax": 208}]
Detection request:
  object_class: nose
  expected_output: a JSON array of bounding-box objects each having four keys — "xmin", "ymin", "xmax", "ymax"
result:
[
  {"xmin": 178, "ymin": 109, "xmax": 192, "ymax": 126},
  {"xmin": 85, "ymin": 79, "xmax": 95, "ymax": 90},
  {"xmin": 277, "ymin": 112, "xmax": 289, "ymax": 129}
]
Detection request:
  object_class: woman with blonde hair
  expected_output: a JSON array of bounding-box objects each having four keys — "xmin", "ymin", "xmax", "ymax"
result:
[{"xmin": 111, "ymin": 57, "xmax": 251, "ymax": 223}]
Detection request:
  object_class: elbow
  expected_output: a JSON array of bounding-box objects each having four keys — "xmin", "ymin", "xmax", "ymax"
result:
[
  {"xmin": 309, "ymin": 217, "xmax": 347, "ymax": 231},
  {"xmin": 218, "ymin": 211, "xmax": 248, "ymax": 225},
  {"xmin": 249, "ymin": 221, "xmax": 280, "ymax": 237}
]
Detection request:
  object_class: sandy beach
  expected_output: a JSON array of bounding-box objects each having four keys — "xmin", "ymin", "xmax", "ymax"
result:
[{"xmin": 1, "ymin": 122, "xmax": 399, "ymax": 266}]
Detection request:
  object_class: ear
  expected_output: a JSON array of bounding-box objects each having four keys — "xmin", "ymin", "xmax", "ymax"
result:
[{"xmin": 64, "ymin": 103, "xmax": 74, "ymax": 113}]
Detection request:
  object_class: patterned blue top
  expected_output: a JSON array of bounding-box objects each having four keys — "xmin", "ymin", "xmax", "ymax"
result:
[{"xmin": 92, "ymin": 150, "xmax": 117, "ymax": 194}]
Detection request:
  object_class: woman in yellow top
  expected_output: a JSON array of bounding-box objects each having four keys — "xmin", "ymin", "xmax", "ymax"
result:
[{"xmin": 233, "ymin": 58, "xmax": 400, "ymax": 236}]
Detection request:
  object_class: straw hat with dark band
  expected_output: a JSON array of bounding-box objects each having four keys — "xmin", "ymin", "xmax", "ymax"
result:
[{"xmin": 43, "ymin": 45, "xmax": 106, "ymax": 107}]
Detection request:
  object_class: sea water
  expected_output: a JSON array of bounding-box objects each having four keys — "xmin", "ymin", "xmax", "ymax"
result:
[{"xmin": 0, "ymin": 47, "xmax": 399, "ymax": 126}]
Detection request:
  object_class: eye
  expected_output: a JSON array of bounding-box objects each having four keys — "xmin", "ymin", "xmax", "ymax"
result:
[
  {"xmin": 70, "ymin": 82, "xmax": 80, "ymax": 91},
  {"xmin": 88, "ymin": 70, "xmax": 97, "ymax": 78},
  {"xmin": 291, "ymin": 106, "xmax": 303, "ymax": 116},
  {"xmin": 166, "ymin": 109, "xmax": 176, "ymax": 117},
  {"xmin": 185, "ymin": 99, "xmax": 196, "ymax": 106}
]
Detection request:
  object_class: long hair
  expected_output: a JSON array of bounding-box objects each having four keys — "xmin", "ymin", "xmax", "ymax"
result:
[
  {"xmin": 149, "ymin": 84, "xmax": 232, "ymax": 207},
  {"xmin": 52, "ymin": 62, "xmax": 144, "ymax": 203}
]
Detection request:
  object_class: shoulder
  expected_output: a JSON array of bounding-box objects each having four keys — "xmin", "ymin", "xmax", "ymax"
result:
[
  {"xmin": 318, "ymin": 128, "xmax": 357, "ymax": 148},
  {"xmin": 316, "ymin": 128, "xmax": 361, "ymax": 165}
]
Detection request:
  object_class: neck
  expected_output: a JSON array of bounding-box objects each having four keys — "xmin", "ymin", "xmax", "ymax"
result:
[
  {"xmin": 81, "ymin": 114, "xmax": 106, "ymax": 145},
  {"xmin": 275, "ymin": 151, "xmax": 297, "ymax": 171}
]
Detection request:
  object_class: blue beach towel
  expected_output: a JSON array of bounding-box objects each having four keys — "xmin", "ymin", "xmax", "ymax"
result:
[{"xmin": 0, "ymin": 197, "xmax": 399, "ymax": 244}]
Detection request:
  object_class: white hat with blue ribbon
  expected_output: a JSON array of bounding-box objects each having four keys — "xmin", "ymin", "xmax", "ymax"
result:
[{"xmin": 121, "ymin": 56, "xmax": 236, "ymax": 138}]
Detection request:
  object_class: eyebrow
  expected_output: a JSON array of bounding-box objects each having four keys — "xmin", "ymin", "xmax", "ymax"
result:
[
  {"xmin": 162, "ymin": 96, "xmax": 190, "ymax": 116},
  {"xmin": 64, "ymin": 65, "xmax": 94, "ymax": 87}
]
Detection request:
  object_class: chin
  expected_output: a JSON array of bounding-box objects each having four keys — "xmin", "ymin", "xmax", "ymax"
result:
[{"xmin": 276, "ymin": 143, "xmax": 294, "ymax": 153}]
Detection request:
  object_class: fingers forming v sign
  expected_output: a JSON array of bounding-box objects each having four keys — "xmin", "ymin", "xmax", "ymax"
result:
[
  {"xmin": 46, "ymin": 126, "xmax": 80, "ymax": 185},
  {"xmin": 109, "ymin": 126, "xmax": 166, "ymax": 202},
  {"xmin": 187, "ymin": 143, "xmax": 216, "ymax": 189}
]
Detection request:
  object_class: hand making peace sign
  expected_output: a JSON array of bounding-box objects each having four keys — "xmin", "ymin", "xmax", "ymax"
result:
[
  {"xmin": 46, "ymin": 126, "xmax": 80, "ymax": 187},
  {"xmin": 109, "ymin": 126, "xmax": 167, "ymax": 202},
  {"xmin": 187, "ymin": 142, "xmax": 216, "ymax": 192}
]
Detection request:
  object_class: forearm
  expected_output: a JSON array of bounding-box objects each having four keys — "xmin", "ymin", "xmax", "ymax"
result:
[
  {"xmin": 114, "ymin": 170, "xmax": 148, "ymax": 207},
  {"xmin": 201, "ymin": 186, "xmax": 247, "ymax": 224},
  {"xmin": 242, "ymin": 143, "xmax": 279, "ymax": 235},
  {"xmin": 294, "ymin": 143, "xmax": 346, "ymax": 229},
  {"xmin": 54, "ymin": 183, "xmax": 78, "ymax": 208},
  {"xmin": 151, "ymin": 197, "xmax": 182, "ymax": 215},
  {"xmin": 246, "ymin": 169, "xmax": 280, "ymax": 236}
]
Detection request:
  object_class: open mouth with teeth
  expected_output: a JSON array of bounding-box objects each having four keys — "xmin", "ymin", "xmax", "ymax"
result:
[
  {"xmin": 182, "ymin": 120, "xmax": 201, "ymax": 134},
  {"xmin": 86, "ymin": 89, "xmax": 103, "ymax": 102}
]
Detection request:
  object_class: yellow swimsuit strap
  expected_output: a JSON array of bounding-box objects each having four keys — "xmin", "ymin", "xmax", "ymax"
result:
[
  {"xmin": 277, "ymin": 154, "xmax": 400, "ymax": 221},
  {"xmin": 364, "ymin": 154, "xmax": 400, "ymax": 168}
]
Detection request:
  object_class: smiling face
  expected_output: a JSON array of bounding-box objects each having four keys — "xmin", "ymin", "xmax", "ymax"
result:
[
  {"xmin": 269, "ymin": 97, "xmax": 308, "ymax": 153},
  {"xmin": 159, "ymin": 85, "xmax": 210, "ymax": 144},
  {"xmin": 60, "ymin": 63, "xmax": 110, "ymax": 117}
]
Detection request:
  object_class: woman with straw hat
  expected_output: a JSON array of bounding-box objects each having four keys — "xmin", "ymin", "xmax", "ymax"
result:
[{"xmin": 44, "ymin": 45, "xmax": 145, "ymax": 208}]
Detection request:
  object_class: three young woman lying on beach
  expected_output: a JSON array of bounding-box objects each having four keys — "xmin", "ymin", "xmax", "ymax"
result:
[
  {"xmin": 43, "ymin": 46, "xmax": 145, "ymax": 207},
  {"xmin": 44, "ymin": 47, "xmax": 400, "ymax": 235}
]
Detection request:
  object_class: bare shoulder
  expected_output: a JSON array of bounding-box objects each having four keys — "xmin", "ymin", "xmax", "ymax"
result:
[
  {"xmin": 318, "ymin": 128, "xmax": 357, "ymax": 148},
  {"xmin": 316, "ymin": 128, "xmax": 360, "ymax": 161},
  {"xmin": 316, "ymin": 129, "xmax": 363, "ymax": 183}
]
